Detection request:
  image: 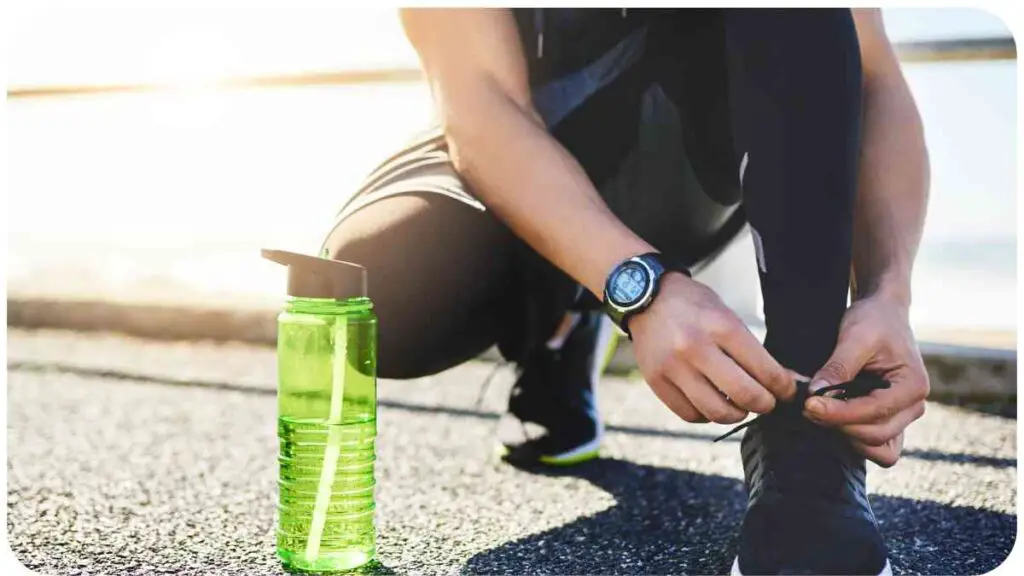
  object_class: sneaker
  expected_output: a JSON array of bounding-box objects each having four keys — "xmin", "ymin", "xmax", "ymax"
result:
[
  {"xmin": 729, "ymin": 376, "xmax": 893, "ymax": 575},
  {"xmin": 498, "ymin": 310, "xmax": 617, "ymax": 467}
]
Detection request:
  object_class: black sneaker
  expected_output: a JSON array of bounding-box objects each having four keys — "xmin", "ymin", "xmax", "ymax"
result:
[
  {"xmin": 728, "ymin": 376, "xmax": 892, "ymax": 576},
  {"xmin": 498, "ymin": 310, "xmax": 616, "ymax": 467}
]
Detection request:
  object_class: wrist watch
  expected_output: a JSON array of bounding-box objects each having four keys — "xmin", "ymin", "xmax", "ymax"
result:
[{"xmin": 602, "ymin": 252, "xmax": 691, "ymax": 338}]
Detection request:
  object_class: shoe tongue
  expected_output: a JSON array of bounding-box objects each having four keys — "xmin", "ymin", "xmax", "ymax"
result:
[
  {"xmin": 744, "ymin": 376, "xmax": 891, "ymax": 500},
  {"xmin": 757, "ymin": 405, "xmax": 860, "ymax": 499}
]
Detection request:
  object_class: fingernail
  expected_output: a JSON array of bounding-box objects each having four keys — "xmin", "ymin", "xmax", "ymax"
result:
[{"xmin": 806, "ymin": 397, "xmax": 827, "ymax": 415}]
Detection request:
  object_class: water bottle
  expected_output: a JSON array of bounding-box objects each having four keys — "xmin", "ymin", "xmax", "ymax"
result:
[{"xmin": 262, "ymin": 249, "xmax": 378, "ymax": 572}]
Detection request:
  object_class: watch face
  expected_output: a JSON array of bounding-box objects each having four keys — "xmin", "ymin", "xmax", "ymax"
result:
[{"xmin": 609, "ymin": 261, "xmax": 650, "ymax": 307}]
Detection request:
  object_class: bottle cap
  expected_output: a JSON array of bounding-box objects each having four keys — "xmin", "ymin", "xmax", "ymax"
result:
[{"xmin": 261, "ymin": 249, "xmax": 367, "ymax": 300}]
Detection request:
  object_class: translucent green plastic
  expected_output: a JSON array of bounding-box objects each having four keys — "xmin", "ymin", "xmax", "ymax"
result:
[{"xmin": 276, "ymin": 296, "xmax": 377, "ymax": 573}]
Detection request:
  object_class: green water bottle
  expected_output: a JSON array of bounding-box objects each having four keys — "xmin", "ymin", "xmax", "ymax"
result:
[{"xmin": 262, "ymin": 249, "xmax": 378, "ymax": 573}]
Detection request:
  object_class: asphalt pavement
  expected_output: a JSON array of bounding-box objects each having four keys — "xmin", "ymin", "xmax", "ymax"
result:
[{"xmin": 6, "ymin": 329, "xmax": 1017, "ymax": 575}]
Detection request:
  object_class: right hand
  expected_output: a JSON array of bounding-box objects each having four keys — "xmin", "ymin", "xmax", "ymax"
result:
[{"xmin": 629, "ymin": 272, "xmax": 797, "ymax": 424}]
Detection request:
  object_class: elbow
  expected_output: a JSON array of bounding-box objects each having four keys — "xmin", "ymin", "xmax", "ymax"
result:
[
  {"xmin": 440, "ymin": 109, "xmax": 484, "ymax": 182},
  {"xmin": 438, "ymin": 86, "xmax": 543, "ymax": 182}
]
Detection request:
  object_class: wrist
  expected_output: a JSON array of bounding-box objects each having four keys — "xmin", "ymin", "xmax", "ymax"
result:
[
  {"xmin": 589, "ymin": 237, "xmax": 657, "ymax": 297},
  {"xmin": 856, "ymin": 269, "xmax": 912, "ymax": 312}
]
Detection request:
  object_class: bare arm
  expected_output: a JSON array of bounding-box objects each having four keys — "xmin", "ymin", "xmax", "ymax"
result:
[
  {"xmin": 804, "ymin": 9, "xmax": 931, "ymax": 467},
  {"xmin": 851, "ymin": 8, "xmax": 930, "ymax": 308},
  {"xmin": 400, "ymin": 8, "xmax": 653, "ymax": 298},
  {"xmin": 401, "ymin": 8, "xmax": 794, "ymax": 425}
]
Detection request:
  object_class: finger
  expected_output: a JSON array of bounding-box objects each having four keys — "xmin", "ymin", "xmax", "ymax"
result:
[
  {"xmin": 691, "ymin": 345, "xmax": 775, "ymax": 414},
  {"xmin": 810, "ymin": 325, "xmax": 877, "ymax": 393},
  {"xmin": 838, "ymin": 401, "xmax": 926, "ymax": 446},
  {"xmin": 667, "ymin": 363, "xmax": 747, "ymax": 424},
  {"xmin": 804, "ymin": 374, "xmax": 928, "ymax": 426},
  {"xmin": 648, "ymin": 375, "xmax": 707, "ymax": 423},
  {"xmin": 716, "ymin": 320, "xmax": 795, "ymax": 401},
  {"xmin": 852, "ymin": 434, "xmax": 904, "ymax": 468}
]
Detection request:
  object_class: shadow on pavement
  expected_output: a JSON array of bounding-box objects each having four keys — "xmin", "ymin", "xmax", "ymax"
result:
[
  {"xmin": 10, "ymin": 362, "xmax": 1016, "ymax": 470},
  {"xmin": 462, "ymin": 458, "xmax": 1016, "ymax": 576}
]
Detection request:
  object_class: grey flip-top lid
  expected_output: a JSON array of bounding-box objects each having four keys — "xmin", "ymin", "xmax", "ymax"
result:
[{"xmin": 261, "ymin": 249, "xmax": 367, "ymax": 300}]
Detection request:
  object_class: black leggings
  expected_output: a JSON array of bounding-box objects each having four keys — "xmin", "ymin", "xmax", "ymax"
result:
[{"xmin": 323, "ymin": 9, "xmax": 863, "ymax": 379}]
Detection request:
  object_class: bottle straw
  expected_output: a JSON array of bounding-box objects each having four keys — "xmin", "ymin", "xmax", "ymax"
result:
[{"xmin": 304, "ymin": 316, "xmax": 348, "ymax": 564}]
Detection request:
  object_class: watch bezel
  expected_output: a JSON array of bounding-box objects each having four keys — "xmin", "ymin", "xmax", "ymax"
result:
[{"xmin": 605, "ymin": 256, "xmax": 657, "ymax": 313}]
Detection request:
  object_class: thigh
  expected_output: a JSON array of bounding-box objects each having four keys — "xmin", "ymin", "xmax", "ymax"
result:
[{"xmin": 321, "ymin": 133, "xmax": 521, "ymax": 379}]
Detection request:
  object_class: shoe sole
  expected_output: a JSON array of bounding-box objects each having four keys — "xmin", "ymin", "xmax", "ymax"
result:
[
  {"xmin": 495, "ymin": 435, "xmax": 603, "ymax": 467},
  {"xmin": 538, "ymin": 435, "xmax": 603, "ymax": 466},
  {"xmin": 730, "ymin": 556, "xmax": 893, "ymax": 576}
]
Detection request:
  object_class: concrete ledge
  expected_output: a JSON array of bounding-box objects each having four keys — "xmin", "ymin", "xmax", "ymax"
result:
[
  {"xmin": 7, "ymin": 297, "xmax": 1016, "ymax": 403},
  {"xmin": 7, "ymin": 298, "xmax": 279, "ymax": 345}
]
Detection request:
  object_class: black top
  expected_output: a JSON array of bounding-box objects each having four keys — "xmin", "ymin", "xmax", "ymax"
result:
[{"xmin": 511, "ymin": 8, "xmax": 646, "ymax": 87}]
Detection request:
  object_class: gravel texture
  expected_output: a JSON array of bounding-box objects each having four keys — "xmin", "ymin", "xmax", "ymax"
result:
[{"xmin": 6, "ymin": 329, "xmax": 1017, "ymax": 575}]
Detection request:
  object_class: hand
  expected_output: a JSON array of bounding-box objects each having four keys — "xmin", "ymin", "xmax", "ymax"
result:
[
  {"xmin": 803, "ymin": 295, "xmax": 930, "ymax": 467},
  {"xmin": 629, "ymin": 273, "xmax": 796, "ymax": 424}
]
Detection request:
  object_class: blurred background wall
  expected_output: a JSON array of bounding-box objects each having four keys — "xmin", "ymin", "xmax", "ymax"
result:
[{"xmin": 7, "ymin": 6, "xmax": 1017, "ymax": 348}]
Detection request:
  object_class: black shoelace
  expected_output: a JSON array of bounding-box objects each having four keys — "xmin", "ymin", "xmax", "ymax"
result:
[{"xmin": 713, "ymin": 372, "xmax": 892, "ymax": 443}]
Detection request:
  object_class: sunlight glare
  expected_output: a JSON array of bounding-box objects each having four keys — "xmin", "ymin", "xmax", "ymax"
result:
[{"xmin": 148, "ymin": 26, "xmax": 240, "ymax": 89}]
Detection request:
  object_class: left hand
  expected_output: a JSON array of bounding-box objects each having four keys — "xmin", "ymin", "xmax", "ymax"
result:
[{"xmin": 802, "ymin": 295, "xmax": 930, "ymax": 467}]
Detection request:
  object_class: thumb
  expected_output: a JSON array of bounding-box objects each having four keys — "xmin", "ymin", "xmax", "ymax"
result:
[{"xmin": 810, "ymin": 327, "xmax": 876, "ymax": 396}]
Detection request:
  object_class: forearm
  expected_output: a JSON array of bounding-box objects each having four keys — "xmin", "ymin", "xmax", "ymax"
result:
[
  {"xmin": 851, "ymin": 66, "xmax": 929, "ymax": 308},
  {"xmin": 401, "ymin": 9, "xmax": 655, "ymax": 298},
  {"xmin": 444, "ymin": 86, "xmax": 653, "ymax": 297}
]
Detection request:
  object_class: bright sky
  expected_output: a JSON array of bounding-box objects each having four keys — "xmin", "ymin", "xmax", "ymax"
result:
[{"xmin": 8, "ymin": 7, "xmax": 1013, "ymax": 87}]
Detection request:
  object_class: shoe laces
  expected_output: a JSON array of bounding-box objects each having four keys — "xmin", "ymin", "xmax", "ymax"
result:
[{"xmin": 713, "ymin": 372, "xmax": 891, "ymax": 443}]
